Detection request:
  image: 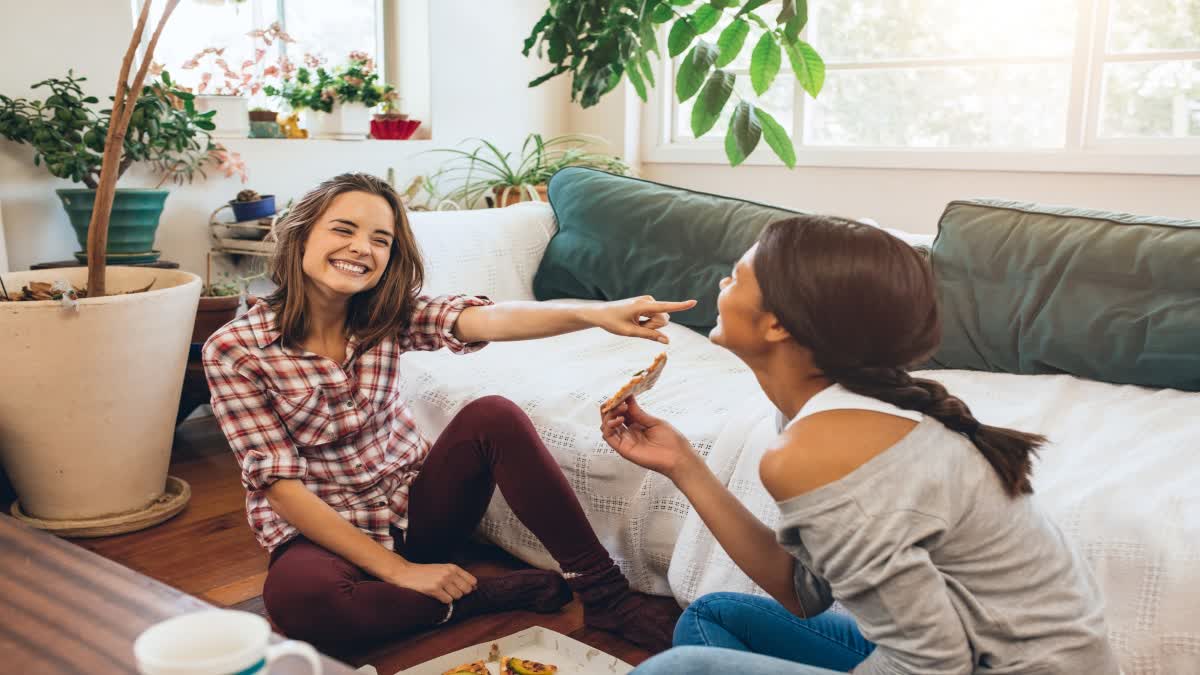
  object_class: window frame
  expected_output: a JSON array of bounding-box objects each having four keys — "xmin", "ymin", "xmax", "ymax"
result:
[
  {"xmin": 134, "ymin": 0, "xmax": 390, "ymax": 84},
  {"xmin": 646, "ymin": 0, "xmax": 1200, "ymax": 175}
]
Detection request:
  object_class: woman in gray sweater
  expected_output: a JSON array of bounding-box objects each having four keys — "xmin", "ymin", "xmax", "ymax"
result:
[{"xmin": 603, "ymin": 215, "xmax": 1118, "ymax": 674}]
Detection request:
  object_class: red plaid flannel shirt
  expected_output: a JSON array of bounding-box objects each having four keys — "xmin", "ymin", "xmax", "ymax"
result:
[{"xmin": 202, "ymin": 294, "xmax": 492, "ymax": 552}]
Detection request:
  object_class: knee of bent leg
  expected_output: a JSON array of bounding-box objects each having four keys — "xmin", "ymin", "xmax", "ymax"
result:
[
  {"xmin": 633, "ymin": 646, "xmax": 721, "ymax": 675},
  {"xmin": 459, "ymin": 395, "xmax": 524, "ymax": 423},
  {"xmin": 685, "ymin": 592, "xmax": 746, "ymax": 624},
  {"xmin": 675, "ymin": 592, "xmax": 747, "ymax": 646},
  {"xmin": 262, "ymin": 572, "xmax": 346, "ymax": 643}
]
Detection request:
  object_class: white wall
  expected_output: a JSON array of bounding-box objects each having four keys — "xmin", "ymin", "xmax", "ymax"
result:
[{"xmin": 0, "ymin": 0, "xmax": 571, "ymax": 275}]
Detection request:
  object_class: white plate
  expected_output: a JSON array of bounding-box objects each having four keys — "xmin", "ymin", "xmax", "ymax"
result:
[{"xmin": 397, "ymin": 626, "xmax": 633, "ymax": 675}]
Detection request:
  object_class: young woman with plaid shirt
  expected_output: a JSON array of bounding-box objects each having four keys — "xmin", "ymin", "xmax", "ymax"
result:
[{"xmin": 203, "ymin": 173, "xmax": 695, "ymax": 654}]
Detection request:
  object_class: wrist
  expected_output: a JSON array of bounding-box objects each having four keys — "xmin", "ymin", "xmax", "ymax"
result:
[
  {"xmin": 668, "ymin": 453, "xmax": 709, "ymax": 491},
  {"xmin": 573, "ymin": 303, "xmax": 601, "ymax": 329}
]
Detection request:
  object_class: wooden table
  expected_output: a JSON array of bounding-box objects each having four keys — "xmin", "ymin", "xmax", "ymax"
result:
[{"xmin": 0, "ymin": 514, "xmax": 356, "ymax": 674}]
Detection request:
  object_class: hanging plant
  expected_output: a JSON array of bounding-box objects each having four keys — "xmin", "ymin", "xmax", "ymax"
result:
[{"xmin": 523, "ymin": 0, "xmax": 825, "ymax": 168}]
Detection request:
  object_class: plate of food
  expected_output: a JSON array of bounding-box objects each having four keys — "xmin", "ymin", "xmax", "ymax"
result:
[{"xmin": 400, "ymin": 626, "xmax": 631, "ymax": 675}]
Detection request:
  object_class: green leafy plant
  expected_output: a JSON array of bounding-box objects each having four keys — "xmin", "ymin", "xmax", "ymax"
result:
[
  {"xmin": 264, "ymin": 51, "xmax": 392, "ymax": 113},
  {"xmin": 523, "ymin": 0, "xmax": 825, "ymax": 167},
  {"xmin": 0, "ymin": 70, "xmax": 245, "ymax": 188},
  {"xmin": 429, "ymin": 133, "xmax": 631, "ymax": 208}
]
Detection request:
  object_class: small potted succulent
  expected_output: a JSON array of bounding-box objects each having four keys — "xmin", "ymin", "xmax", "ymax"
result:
[
  {"xmin": 247, "ymin": 107, "xmax": 281, "ymax": 138},
  {"xmin": 370, "ymin": 89, "xmax": 420, "ymax": 140},
  {"xmin": 229, "ymin": 188, "xmax": 275, "ymax": 221}
]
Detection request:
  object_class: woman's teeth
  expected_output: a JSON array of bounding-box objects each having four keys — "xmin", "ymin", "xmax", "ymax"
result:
[{"xmin": 331, "ymin": 260, "xmax": 367, "ymax": 274}]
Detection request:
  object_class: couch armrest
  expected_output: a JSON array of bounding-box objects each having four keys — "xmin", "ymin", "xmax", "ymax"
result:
[{"xmin": 407, "ymin": 202, "xmax": 557, "ymax": 301}]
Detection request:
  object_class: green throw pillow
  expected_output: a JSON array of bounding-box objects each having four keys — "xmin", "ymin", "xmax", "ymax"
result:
[
  {"xmin": 535, "ymin": 167, "xmax": 801, "ymax": 333},
  {"xmin": 928, "ymin": 199, "xmax": 1200, "ymax": 391}
]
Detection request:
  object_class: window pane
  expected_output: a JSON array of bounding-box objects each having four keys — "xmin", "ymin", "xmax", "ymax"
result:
[
  {"xmin": 805, "ymin": 65, "xmax": 1070, "ymax": 147},
  {"xmin": 675, "ymin": 74, "xmax": 794, "ymax": 141},
  {"xmin": 282, "ymin": 0, "xmax": 380, "ymax": 70},
  {"xmin": 1108, "ymin": 0, "xmax": 1200, "ymax": 53},
  {"xmin": 154, "ymin": 2, "xmax": 278, "ymax": 92},
  {"xmin": 1099, "ymin": 60, "xmax": 1200, "ymax": 138},
  {"xmin": 811, "ymin": 0, "xmax": 1076, "ymax": 61}
]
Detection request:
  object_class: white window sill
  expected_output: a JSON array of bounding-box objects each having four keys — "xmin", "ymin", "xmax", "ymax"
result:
[{"xmin": 643, "ymin": 141, "xmax": 1200, "ymax": 176}]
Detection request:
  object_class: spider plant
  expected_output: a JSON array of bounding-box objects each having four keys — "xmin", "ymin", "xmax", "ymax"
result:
[{"xmin": 429, "ymin": 133, "xmax": 631, "ymax": 208}]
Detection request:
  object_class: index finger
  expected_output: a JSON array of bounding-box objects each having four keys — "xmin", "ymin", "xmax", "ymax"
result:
[{"xmin": 647, "ymin": 299, "xmax": 697, "ymax": 314}]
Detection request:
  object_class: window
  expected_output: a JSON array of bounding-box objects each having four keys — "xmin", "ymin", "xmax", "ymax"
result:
[
  {"xmin": 144, "ymin": 0, "xmax": 384, "ymax": 98},
  {"xmin": 656, "ymin": 0, "xmax": 1200, "ymax": 173}
]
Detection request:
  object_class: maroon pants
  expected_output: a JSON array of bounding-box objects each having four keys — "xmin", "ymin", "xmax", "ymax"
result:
[{"xmin": 261, "ymin": 396, "xmax": 610, "ymax": 650}]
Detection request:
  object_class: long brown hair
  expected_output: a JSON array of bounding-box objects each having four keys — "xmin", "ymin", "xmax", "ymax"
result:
[
  {"xmin": 266, "ymin": 172, "xmax": 424, "ymax": 351},
  {"xmin": 753, "ymin": 215, "xmax": 1043, "ymax": 497}
]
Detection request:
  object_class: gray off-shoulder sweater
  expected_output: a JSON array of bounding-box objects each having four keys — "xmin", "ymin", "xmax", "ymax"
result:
[{"xmin": 776, "ymin": 400, "xmax": 1118, "ymax": 674}]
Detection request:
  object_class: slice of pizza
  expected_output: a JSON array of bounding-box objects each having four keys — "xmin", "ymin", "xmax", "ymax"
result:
[
  {"xmin": 499, "ymin": 656, "xmax": 558, "ymax": 675},
  {"xmin": 442, "ymin": 661, "xmax": 489, "ymax": 675},
  {"xmin": 601, "ymin": 352, "xmax": 668, "ymax": 414}
]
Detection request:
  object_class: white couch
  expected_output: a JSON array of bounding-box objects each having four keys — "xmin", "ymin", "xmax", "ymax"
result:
[{"xmin": 404, "ymin": 202, "xmax": 1200, "ymax": 674}]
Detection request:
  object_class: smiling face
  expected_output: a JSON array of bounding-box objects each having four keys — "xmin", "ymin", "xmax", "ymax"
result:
[
  {"xmin": 709, "ymin": 244, "xmax": 777, "ymax": 357},
  {"xmin": 300, "ymin": 191, "xmax": 396, "ymax": 300}
]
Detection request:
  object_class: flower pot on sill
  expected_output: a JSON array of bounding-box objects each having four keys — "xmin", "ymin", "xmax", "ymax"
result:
[
  {"xmin": 194, "ymin": 94, "xmax": 249, "ymax": 138},
  {"xmin": 57, "ymin": 188, "xmax": 168, "ymax": 264},
  {"xmin": 248, "ymin": 109, "xmax": 278, "ymax": 123},
  {"xmin": 491, "ymin": 184, "xmax": 549, "ymax": 209},
  {"xmin": 230, "ymin": 194, "xmax": 276, "ymax": 221},
  {"xmin": 0, "ymin": 266, "xmax": 201, "ymax": 532},
  {"xmin": 370, "ymin": 117, "xmax": 420, "ymax": 140},
  {"xmin": 312, "ymin": 102, "xmax": 370, "ymax": 140}
]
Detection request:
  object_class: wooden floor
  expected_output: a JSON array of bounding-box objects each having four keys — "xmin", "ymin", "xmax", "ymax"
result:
[{"xmin": 66, "ymin": 416, "xmax": 673, "ymax": 673}]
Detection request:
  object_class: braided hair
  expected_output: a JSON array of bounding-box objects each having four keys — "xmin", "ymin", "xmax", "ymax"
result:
[{"xmin": 753, "ymin": 215, "xmax": 1043, "ymax": 497}]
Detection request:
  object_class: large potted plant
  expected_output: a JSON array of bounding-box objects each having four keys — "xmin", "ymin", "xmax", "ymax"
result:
[
  {"xmin": 0, "ymin": 70, "xmax": 245, "ymax": 264},
  {"xmin": 265, "ymin": 51, "xmax": 391, "ymax": 140},
  {"xmin": 0, "ymin": 0, "xmax": 204, "ymax": 536},
  {"xmin": 525, "ymin": 0, "xmax": 825, "ymax": 167},
  {"xmin": 430, "ymin": 133, "xmax": 632, "ymax": 208}
]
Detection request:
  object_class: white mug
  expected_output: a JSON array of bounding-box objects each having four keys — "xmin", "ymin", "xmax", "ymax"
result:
[{"xmin": 133, "ymin": 609, "xmax": 323, "ymax": 675}]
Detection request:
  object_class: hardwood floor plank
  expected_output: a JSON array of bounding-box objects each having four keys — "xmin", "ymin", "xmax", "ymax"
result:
[{"xmin": 199, "ymin": 570, "xmax": 268, "ymax": 607}]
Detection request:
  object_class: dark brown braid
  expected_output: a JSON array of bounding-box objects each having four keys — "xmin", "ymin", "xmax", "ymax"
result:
[
  {"xmin": 823, "ymin": 365, "xmax": 1042, "ymax": 496},
  {"xmin": 753, "ymin": 215, "xmax": 1044, "ymax": 498}
]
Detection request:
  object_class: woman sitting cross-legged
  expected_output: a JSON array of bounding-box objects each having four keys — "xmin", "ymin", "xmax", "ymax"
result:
[
  {"xmin": 203, "ymin": 172, "xmax": 695, "ymax": 655},
  {"xmin": 601, "ymin": 215, "xmax": 1119, "ymax": 674}
]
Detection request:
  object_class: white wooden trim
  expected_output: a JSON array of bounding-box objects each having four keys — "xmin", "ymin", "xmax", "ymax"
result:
[
  {"xmin": 1084, "ymin": 0, "xmax": 1113, "ymax": 147},
  {"xmin": 1102, "ymin": 50, "xmax": 1200, "ymax": 62},
  {"xmin": 643, "ymin": 140, "xmax": 1200, "ymax": 175},
  {"xmin": 1064, "ymin": 0, "xmax": 1099, "ymax": 150},
  {"xmin": 822, "ymin": 55, "xmax": 1073, "ymax": 70}
]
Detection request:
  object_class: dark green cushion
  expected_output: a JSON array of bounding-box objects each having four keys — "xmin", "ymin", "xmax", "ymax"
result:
[
  {"xmin": 928, "ymin": 199, "xmax": 1200, "ymax": 391},
  {"xmin": 535, "ymin": 167, "xmax": 801, "ymax": 332}
]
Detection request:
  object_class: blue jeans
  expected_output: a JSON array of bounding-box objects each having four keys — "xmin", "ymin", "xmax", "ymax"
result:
[
  {"xmin": 635, "ymin": 592, "xmax": 876, "ymax": 674},
  {"xmin": 633, "ymin": 646, "xmax": 846, "ymax": 675}
]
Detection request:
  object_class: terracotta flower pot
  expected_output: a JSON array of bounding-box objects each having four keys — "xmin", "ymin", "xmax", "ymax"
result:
[{"xmin": 491, "ymin": 184, "xmax": 549, "ymax": 208}]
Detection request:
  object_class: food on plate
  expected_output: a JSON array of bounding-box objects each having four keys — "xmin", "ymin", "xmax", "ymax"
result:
[
  {"xmin": 442, "ymin": 661, "xmax": 488, "ymax": 675},
  {"xmin": 500, "ymin": 656, "xmax": 558, "ymax": 675}
]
